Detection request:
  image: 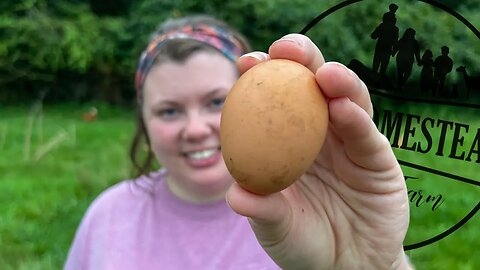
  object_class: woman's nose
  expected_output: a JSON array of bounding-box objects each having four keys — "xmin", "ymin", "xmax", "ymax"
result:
[{"xmin": 181, "ymin": 113, "xmax": 212, "ymax": 141}]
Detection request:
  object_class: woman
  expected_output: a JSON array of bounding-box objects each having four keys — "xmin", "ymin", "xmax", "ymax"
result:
[{"xmin": 65, "ymin": 15, "xmax": 278, "ymax": 269}]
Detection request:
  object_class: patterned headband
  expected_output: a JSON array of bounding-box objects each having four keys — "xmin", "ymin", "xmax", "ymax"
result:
[{"xmin": 135, "ymin": 24, "xmax": 246, "ymax": 103}]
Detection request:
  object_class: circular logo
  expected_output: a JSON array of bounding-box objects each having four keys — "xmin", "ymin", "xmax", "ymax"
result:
[{"xmin": 300, "ymin": 0, "xmax": 480, "ymax": 250}]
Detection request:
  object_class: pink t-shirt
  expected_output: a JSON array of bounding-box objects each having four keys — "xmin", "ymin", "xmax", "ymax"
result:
[{"xmin": 64, "ymin": 170, "xmax": 279, "ymax": 270}]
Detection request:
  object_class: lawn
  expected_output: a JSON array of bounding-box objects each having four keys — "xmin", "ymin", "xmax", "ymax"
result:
[
  {"xmin": 0, "ymin": 104, "xmax": 134, "ymax": 269},
  {"xmin": 0, "ymin": 103, "xmax": 479, "ymax": 269}
]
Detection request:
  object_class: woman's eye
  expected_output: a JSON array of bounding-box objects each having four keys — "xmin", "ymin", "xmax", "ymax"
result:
[
  {"xmin": 157, "ymin": 108, "xmax": 179, "ymax": 118},
  {"xmin": 209, "ymin": 98, "xmax": 225, "ymax": 109}
]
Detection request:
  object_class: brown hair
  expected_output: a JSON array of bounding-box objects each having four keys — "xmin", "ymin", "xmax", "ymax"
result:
[{"xmin": 129, "ymin": 15, "xmax": 250, "ymax": 177}]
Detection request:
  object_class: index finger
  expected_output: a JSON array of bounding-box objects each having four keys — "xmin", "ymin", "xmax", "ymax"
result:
[
  {"xmin": 237, "ymin": 34, "xmax": 325, "ymax": 74},
  {"xmin": 268, "ymin": 34, "xmax": 325, "ymax": 73}
]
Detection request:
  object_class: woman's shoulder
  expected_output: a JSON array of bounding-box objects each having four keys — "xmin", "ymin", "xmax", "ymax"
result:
[{"xmin": 83, "ymin": 171, "xmax": 166, "ymax": 220}]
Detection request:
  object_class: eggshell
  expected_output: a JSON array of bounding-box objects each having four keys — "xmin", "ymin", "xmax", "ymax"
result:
[{"xmin": 220, "ymin": 59, "xmax": 329, "ymax": 195}]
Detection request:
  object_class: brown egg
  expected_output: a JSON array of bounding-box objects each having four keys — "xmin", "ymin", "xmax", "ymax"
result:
[{"xmin": 220, "ymin": 59, "xmax": 329, "ymax": 195}]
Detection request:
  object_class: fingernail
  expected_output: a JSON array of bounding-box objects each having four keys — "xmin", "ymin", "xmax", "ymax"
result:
[
  {"xmin": 329, "ymin": 62, "xmax": 356, "ymax": 77},
  {"xmin": 241, "ymin": 52, "xmax": 268, "ymax": 61},
  {"xmin": 273, "ymin": 35, "xmax": 304, "ymax": 47}
]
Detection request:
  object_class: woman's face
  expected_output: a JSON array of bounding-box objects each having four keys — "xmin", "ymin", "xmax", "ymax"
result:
[{"xmin": 142, "ymin": 51, "xmax": 238, "ymax": 203}]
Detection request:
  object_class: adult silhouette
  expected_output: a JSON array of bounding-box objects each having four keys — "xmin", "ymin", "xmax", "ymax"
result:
[
  {"xmin": 371, "ymin": 8, "xmax": 399, "ymax": 80},
  {"xmin": 433, "ymin": 46, "xmax": 453, "ymax": 97},
  {"xmin": 392, "ymin": 28, "xmax": 421, "ymax": 89},
  {"xmin": 419, "ymin": 49, "xmax": 435, "ymax": 93}
]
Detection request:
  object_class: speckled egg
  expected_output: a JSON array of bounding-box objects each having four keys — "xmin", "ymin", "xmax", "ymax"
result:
[{"xmin": 220, "ymin": 59, "xmax": 329, "ymax": 195}]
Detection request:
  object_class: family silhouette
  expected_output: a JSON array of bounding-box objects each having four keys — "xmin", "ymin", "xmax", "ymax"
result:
[{"xmin": 348, "ymin": 3, "xmax": 478, "ymax": 102}]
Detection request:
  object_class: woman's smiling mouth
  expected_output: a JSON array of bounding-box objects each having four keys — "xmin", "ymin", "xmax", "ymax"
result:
[{"xmin": 182, "ymin": 147, "xmax": 222, "ymax": 168}]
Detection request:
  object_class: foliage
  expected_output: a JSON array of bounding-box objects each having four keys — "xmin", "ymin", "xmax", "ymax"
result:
[
  {"xmin": 0, "ymin": 1, "xmax": 135, "ymax": 104},
  {"xmin": 0, "ymin": 0, "xmax": 478, "ymax": 105}
]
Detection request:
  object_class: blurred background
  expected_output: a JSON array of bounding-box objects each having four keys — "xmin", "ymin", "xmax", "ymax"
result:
[{"xmin": 0, "ymin": 0, "xmax": 479, "ymax": 269}]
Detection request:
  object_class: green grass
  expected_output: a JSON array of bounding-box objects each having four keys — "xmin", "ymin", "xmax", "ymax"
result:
[
  {"xmin": 0, "ymin": 103, "xmax": 479, "ymax": 269},
  {"xmin": 0, "ymin": 104, "xmax": 135, "ymax": 269}
]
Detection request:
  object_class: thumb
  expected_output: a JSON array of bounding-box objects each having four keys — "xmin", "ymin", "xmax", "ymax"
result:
[
  {"xmin": 226, "ymin": 183, "xmax": 290, "ymax": 222},
  {"xmin": 226, "ymin": 183, "xmax": 292, "ymax": 243}
]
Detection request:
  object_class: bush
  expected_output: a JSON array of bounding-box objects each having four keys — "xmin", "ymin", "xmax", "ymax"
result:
[{"xmin": 0, "ymin": 0, "xmax": 478, "ymax": 105}]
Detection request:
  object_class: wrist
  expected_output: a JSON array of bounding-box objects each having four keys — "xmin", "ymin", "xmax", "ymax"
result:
[{"xmin": 393, "ymin": 251, "xmax": 415, "ymax": 270}]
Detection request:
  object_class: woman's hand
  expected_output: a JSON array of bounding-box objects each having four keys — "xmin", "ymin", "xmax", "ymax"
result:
[{"xmin": 226, "ymin": 34, "xmax": 412, "ymax": 270}]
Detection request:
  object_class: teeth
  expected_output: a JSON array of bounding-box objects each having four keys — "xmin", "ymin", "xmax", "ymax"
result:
[{"xmin": 187, "ymin": 149, "xmax": 217, "ymax": 160}]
